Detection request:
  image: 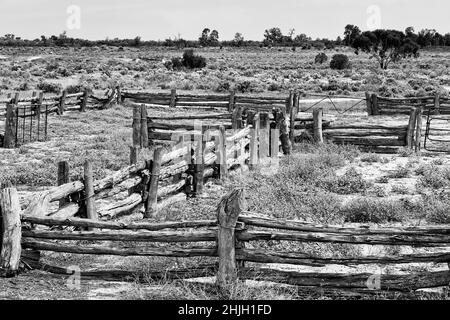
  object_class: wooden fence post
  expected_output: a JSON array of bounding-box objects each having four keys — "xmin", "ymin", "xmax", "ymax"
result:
[
  {"xmin": 116, "ymin": 86, "xmax": 122, "ymax": 104},
  {"xmin": 289, "ymin": 92, "xmax": 299, "ymax": 144},
  {"xmin": 313, "ymin": 108, "xmax": 324, "ymax": 143},
  {"xmin": 59, "ymin": 90, "xmax": 67, "ymax": 115},
  {"xmin": 415, "ymin": 107, "xmax": 423, "ymax": 153},
  {"xmin": 80, "ymin": 89, "xmax": 89, "ymax": 112},
  {"xmin": 57, "ymin": 161, "xmax": 70, "ymax": 208},
  {"xmin": 170, "ymin": 89, "xmax": 177, "ymax": 108},
  {"xmin": 0, "ymin": 187, "xmax": 22, "ymax": 277},
  {"xmin": 132, "ymin": 105, "xmax": 141, "ymax": 147},
  {"xmin": 365, "ymin": 92, "xmax": 373, "ymax": 115},
  {"xmin": 194, "ymin": 130, "xmax": 205, "ymax": 196},
  {"xmin": 83, "ymin": 161, "xmax": 97, "ymax": 227},
  {"xmin": 140, "ymin": 105, "xmax": 148, "ymax": 148},
  {"xmin": 275, "ymin": 109, "xmax": 291, "ymax": 155},
  {"xmin": 232, "ymin": 105, "xmax": 243, "ymax": 130},
  {"xmin": 249, "ymin": 113, "xmax": 260, "ymax": 170},
  {"xmin": 217, "ymin": 125, "xmax": 228, "ymax": 179},
  {"xmin": 3, "ymin": 103, "xmax": 16, "ymax": 148},
  {"xmin": 145, "ymin": 148, "xmax": 163, "ymax": 218},
  {"xmin": 286, "ymin": 91, "xmax": 294, "ymax": 115},
  {"xmin": 36, "ymin": 92, "xmax": 43, "ymax": 141},
  {"xmin": 406, "ymin": 108, "xmax": 417, "ymax": 149},
  {"xmin": 259, "ymin": 112, "xmax": 270, "ymax": 161},
  {"xmin": 270, "ymin": 122, "xmax": 280, "ymax": 159},
  {"xmin": 129, "ymin": 146, "xmax": 139, "ymax": 165},
  {"xmin": 228, "ymin": 90, "xmax": 236, "ymax": 112},
  {"xmin": 371, "ymin": 93, "xmax": 379, "ymax": 116},
  {"xmin": 216, "ymin": 189, "xmax": 244, "ymax": 293},
  {"xmin": 434, "ymin": 94, "xmax": 440, "ymax": 115}
]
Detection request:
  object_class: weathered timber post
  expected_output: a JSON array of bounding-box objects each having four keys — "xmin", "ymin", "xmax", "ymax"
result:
[
  {"xmin": 140, "ymin": 105, "xmax": 148, "ymax": 148},
  {"xmin": 406, "ymin": 108, "xmax": 417, "ymax": 149},
  {"xmin": 232, "ymin": 105, "xmax": 242, "ymax": 130},
  {"xmin": 132, "ymin": 105, "xmax": 141, "ymax": 147},
  {"xmin": 59, "ymin": 89, "xmax": 67, "ymax": 115},
  {"xmin": 270, "ymin": 119, "xmax": 280, "ymax": 159},
  {"xmin": 3, "ymin": 103, "xmax": 17, "ymax": 148},
  {"xmin": 371, "ymin": 93, "xmax": 380, "ymax": 116},
  {"xmin": 0, "ymin": 187, "xmax": 22, "ymax": 277},
  {"xmin": 193, "ymin": 129, "xmax": 206, "ymax": 196},
  {"xmin": 217, "ymin": 125, "xmax": 228, "ymax": 179},
  {"xmin": 415, "ymin": 107, "xmax": 423, "ymax": 153},
  {"xmin": 313, "ymin": 108, "xmax": 324, "ymax": 143},
  {"xmin": 259, "ymin": 112, "xmax": 270, "ymax": 161},
  {"xmin": 289, "ymin": 92, "xmax": 299, "ymax": 145},
  {"xmin": 275, "ymin": 108, "xmax": 291, "ymax": 155},
  {"xmin": 145, "ymin": 148, "xmax": 163, "ymax": 218},
  {"xmin": 129, "ymin": 146, "xmax": 140, "ymax": 165},
  {"xmin": 216, "ymin": 189, "xmax": 245, "ymax": 294},
  {"xmin": 57, "ymin": 161, "xmax": 70, "ymax": 208},
  {"xmin": 36, "ymin": 92, "xmax": 44, "ymax": 141},
  {"xmin": 249, "ymin": 113, "xmax": 260, "ymax": 170},
  {"xmin": 80, "ymin": 89, "xmax": 89, "ymax": 112},
  {"xmin": 365, "ymin": 92, "xmax": 373, "ymax": 115},
  {"xmin": 434, "ymin": 94, "xmax": 440, "ymax": 115},
  {"xmin": 170, "ymin": 89, "xmax": 177, "ymax": 108},
  {"xmin": 83, "ymin": 161, "xmax": 97, "ymax": 227},
  {"xmin": 228, "ymin": 90, "xmax": 236, "ymax": 112},
  {"xmin": 286, "ymin": 91, "xmax": 294, "ymax": 115},
  {"xmin": 116, "ymin": 86, "xmax": 122, "ymax": 104}
]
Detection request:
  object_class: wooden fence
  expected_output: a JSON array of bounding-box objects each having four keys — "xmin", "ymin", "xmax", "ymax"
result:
[
  {"xmin": 0, "ymin": 88, "xmax": 119, "ymax": 148},
  {"xmin": 366, "ymin": 92, "xmax": 450, "ymax": 116},
  {"xmin": 1, "ymin": 188, "xmax": 449, "ymax": 295}
]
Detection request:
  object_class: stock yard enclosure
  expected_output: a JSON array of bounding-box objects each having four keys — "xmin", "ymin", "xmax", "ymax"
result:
[
  {"xmin": 2, "ymin": 187, "xmax": 450, "ymax": 295},
  {"xmin": 0, "ymin": 88, "xmax": 118, "ymax": 148}
]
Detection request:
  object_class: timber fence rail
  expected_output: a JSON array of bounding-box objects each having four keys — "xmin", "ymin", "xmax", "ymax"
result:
[{"xmin": 1, "ymin": 188, "xmax": 450, "ymax": 295}]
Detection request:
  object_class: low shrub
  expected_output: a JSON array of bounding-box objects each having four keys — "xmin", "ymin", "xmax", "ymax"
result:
[
  {"xmin": 330, "ymin": 54, "xmax": 351, "ymax": 70},
  {"xmin": 342, "ymin": 198, "xmax": 408, "ymax": 223},
  {"xmin": 314, "ymin": 53, "xmax": 328, "ymax": 64}
]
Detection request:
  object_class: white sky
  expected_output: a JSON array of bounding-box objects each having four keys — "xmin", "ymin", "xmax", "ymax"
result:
[{"xmin": 0, "ymin": 0, "xmax": 449, "ymax": 41}]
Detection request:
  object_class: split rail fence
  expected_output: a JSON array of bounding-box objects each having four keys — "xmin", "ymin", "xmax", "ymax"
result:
[{"xmin": 1, "ymin": 188, "xmax": 450, "ymax": 296}]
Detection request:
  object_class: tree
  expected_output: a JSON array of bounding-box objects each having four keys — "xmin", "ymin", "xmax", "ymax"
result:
[
  {"xmin": 343, "ymin": 24, "xmax": 361, "ymax": 46},
  {"xmin": 352, "ymin": 29, "xmax": 420, "ymax": 69},
  {"xmin": 133, "ymin": 36, "xmax": 141, "ymax": 47},
  {"xmin": 233, "ymin": 32, "xmax": 244, "ymax": 47},
  {"xmin": 263, "ymin": 27, "xmax": 283, "ymax": 46},
  {"xmin": 209, "ymin": 30, "xmax": 220, "ymax": 46},
  {"xmin": 199, "ymin": 28, "xmax": 210, "ymax": 46}
]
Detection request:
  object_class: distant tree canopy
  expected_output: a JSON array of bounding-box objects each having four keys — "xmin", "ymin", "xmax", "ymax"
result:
[
  {"xmin": 0, "ymin": 25, "xmax": 449, "ymax": 49},
  {"xmin": 351, "ymin": 29, "xmax": 420, "ymax": 69}
]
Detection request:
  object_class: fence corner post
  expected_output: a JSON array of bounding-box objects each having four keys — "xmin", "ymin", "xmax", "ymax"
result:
[
  {"xmin": 0, "ymin": 186, "xmax": 22, "ymax": 277},
  {"xmin": 313, "ymin": 108, "xmax": 324, "ymax": 143},
  {"xmin": 4, "ymin": 102, "xmax": 16, "ymax": 149},
  {"xmin": 132, "ymin": 105, "xmax": 141, "ymax": 148},
  {"xmin": 434, "ymin": 93, "xmax": 440, "ymax": 115},
  {"xmin": 216, "ymin": 188, "xmax": 245, "ymax": 295},
  {"xmin": 57, "ymin": 161, "xmax": 70, "ymax": 208},
  {"xmin": 217, "ymin": 125, "xmax": 228, "ymax": 180}
]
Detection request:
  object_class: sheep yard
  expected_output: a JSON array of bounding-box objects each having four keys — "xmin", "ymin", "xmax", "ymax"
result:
[{"xmin": 1, "ymin": 45, "xmax": 450, "ymax": 300}]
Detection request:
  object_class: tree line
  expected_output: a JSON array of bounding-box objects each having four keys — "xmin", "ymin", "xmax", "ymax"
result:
[{"xmin": 1, "ymin": 26, "xmax": 449, "ymax": 50}]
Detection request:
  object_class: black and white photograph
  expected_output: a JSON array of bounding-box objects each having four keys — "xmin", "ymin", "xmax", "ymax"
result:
[{"xmin": 0, "ymin": 0, "xmax": 450, "ymax": 307}]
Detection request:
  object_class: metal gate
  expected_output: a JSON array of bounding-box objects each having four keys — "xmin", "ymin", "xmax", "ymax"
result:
[
  {"xmin": 13, "ymin": 102, "xmax": 49, "ymax": 147},
  {"xmin": 424, "ymin": 106, "xmax": 450, "ymax": 153}
]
